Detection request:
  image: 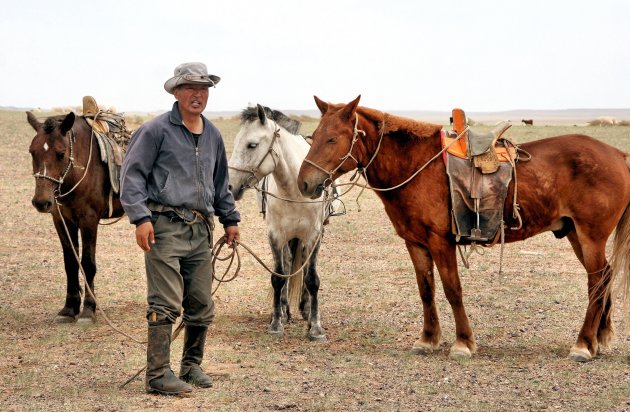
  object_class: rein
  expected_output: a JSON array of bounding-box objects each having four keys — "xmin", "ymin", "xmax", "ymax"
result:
[{"xmin": 303, "ymin": 112, "xmax": 470, "ymax": 200}]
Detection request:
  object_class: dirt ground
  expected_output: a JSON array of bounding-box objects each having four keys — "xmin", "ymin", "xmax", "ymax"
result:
[{"xmin": 0, "ymin": 110, "xmax": 629, "ymax": 411}]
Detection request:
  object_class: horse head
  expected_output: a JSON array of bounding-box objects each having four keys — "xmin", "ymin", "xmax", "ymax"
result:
[
  {"xmin": 27, "ymin": 111, "xmax": 75, "ymax": 213},
  {"xmin": 228, "ymin": 104, "xmax": 301, "ymax": 200},
  {"xmin": 298, "ymin": 95, "xmax": 362, "ymax": 199}
]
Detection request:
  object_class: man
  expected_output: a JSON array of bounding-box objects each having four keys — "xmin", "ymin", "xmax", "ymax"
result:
[{"xmin": 120, "ymin": 62, "xmax": 240, "ymax": 395}]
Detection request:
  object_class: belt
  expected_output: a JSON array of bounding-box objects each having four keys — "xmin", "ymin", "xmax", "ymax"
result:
[{"xmin": 147, "ymin": 201, "xmax": 213, "ymax": 227}]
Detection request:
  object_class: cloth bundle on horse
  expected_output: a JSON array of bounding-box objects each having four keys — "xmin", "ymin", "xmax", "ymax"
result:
[
  {"xmin": 27, "ymin": 96, "xmax": 131, "ymax": 323},
  {"xmin": 298, "ymin": 95, "xmax": 630, "ymax": 362}
]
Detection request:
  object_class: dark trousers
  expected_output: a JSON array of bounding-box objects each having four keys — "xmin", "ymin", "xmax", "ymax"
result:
[{"xmin": 145, "ymin": 215, "xmax": 214, "ymax": 326}]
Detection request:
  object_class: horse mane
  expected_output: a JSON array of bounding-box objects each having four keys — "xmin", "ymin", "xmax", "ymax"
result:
[
  {"xmin": 357, "ymin": 106, "xmax": 442, "ymax": 139},
  {"xmin": 240, "ymin": 106, "xmax": 302, "ymax": 135}
]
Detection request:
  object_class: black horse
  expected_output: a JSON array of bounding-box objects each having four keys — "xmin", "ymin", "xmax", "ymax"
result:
[{"xmin": 27, "ymin": 111, "xmax": 125, "ymax": 323}]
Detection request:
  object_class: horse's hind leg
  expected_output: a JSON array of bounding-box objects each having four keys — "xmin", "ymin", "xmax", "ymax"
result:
[
  {"xmin": 52, "ymin": 216, "xmax": 81, "ymax": 322},
  {"xmin": 304, "ymin": 241, "xmax": 325, "ymax": 341},
  {"xmin": 567, "ymin": 232, "xmax": 614, "ymax": 352},
  {"xmin": 77, "ymin": 219, "xmax": 100, "ymax": 323},
  {"xmin": 568, "ymin": 234, "xmax": 611, "ymax": 362},
  {"xmin": 405, "ymin": 241, "xmax": 442, "ymax": 354},
  {"xmin": 268, "ymin": 238, "xmax": 288, "ymax": 336}
]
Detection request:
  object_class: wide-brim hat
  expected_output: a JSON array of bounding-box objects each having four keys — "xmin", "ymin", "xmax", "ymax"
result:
[{"xmin": 164, "ymin": 62, "xmax": 220, "ymax": 94}]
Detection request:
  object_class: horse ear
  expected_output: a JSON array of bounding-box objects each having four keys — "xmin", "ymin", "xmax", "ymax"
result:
[
  {"xmin": 340, "ymin": 95, "xmax": 361, "ymax": 120},
  {"xmin": 26, "ymin": 111, "xmax": 41, "ymax": 131},
  {"xmin": 314, "ymin": 96, "xmax": 328, "ymax": 115},
  {"xmin": 60, "ymin": 112, "xmax": 75, "ymax": 135},
  {"xmin": 256, "ymin": 104, "xmax": 267, "ymax": 125}
]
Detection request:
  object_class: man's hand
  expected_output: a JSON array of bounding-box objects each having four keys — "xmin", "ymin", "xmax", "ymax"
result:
[
  {"xmin": 224, "ymin": 225, "xmax": 240, "ymax": 247},
  {"xmin": 136, "ymin": 221, "xmax": 155, "ymax": 252}
]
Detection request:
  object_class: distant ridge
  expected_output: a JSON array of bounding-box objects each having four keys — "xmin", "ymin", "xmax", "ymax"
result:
[{"xmin": 3, "ymin": 106, "xmax": 628, "ymax": 125}]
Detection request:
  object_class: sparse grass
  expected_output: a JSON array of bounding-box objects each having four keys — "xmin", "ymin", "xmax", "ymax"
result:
[{"xmin": 1, "ymin": 111, "xmax": 629, "ymax": 411}]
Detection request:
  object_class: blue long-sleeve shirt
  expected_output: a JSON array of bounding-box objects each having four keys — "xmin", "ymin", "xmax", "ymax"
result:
[{"xmin": 120, "ymin": 102, "xmax": 240, "ymax": 227}]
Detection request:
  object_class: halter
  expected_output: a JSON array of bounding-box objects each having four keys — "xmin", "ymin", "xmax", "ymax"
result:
[
  {"xmin": 303, "ymin": 113, "xmax": 389, "ymax": 184},
  {"xmin": 228, "ymin": 125, "xmax": 281, "ymax": 188},
  {"xmin": 32, "ymin": 129, "xmax": 76, "ymax": 193}
]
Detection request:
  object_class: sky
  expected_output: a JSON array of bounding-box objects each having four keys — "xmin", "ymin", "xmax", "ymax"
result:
[{"xmin": 1, "ymin": 0, "xmax": 629, "ymax": 113}]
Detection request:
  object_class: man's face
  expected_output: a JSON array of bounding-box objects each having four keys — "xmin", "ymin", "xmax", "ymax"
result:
[{"xmin": 174, "ymin": 84, "xmax": 209, "ymax": 116}]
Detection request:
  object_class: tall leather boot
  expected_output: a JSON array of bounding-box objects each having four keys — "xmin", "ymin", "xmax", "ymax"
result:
[
  {"xmin": 146, "ymin": 323, "xmax": 193, "ymax": 395},
  {"xmin": 179, "ymin": 325, "xmax": 213, "ymax": 388}
]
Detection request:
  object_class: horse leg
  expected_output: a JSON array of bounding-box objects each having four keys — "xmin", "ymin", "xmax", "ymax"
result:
[
  {"xmin": 52, "ymin": 216, "xmax": 81, "ymax": 322},
  {"xmin": 405, "ymin": 241, "xmax": 441, "ymax": 354},
  {"xmin": 268, "ymin": 237, "xmax": 288, "ymax": 336},
  {"xmin": 429, "ymin": 239, "xmax": 476, "ymax": 359},
  {"xmin": 77, "ymin": 219, "xmax": 99, "ymax": 323},
  {"xmin": 567, "ymin": 232, "xmax": 614, "ymax": 351},
  {"xmin": 304, "ymin": 240, "xmax": 325, "ymax": 341},
  {"xmin": 568, "ymin": 235, "xmax": 611, "ymax": 361}
]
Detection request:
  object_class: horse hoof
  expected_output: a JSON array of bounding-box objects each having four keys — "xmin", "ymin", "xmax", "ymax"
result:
[
  {"xmin": 77, "ymin": 316, "xmax": 96, "ymax": 325},
  {"xmin": 412, "ymin": 340, "xmax": 437, "ymax": 355},
  {"xmin": 449, "ymin": 342, "xmax": 472, "ymax": 360},
  {"xmin": 308, "ymin": 333, "xmax": 327, "ymax": 342},
  {"xmin": 267, "ymin": 326, "xmax": 284, "ymax": 337},
  {"xmin": 54, "ymin": 315, "xmax": 77, "ymax": 324},
  {"xmin": 568, "ymin": 346, "xmax": 592, "ymax": 362}
]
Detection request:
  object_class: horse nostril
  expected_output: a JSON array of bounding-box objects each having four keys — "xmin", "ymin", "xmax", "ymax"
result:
[
  {"xmin": 228, "ymin": 184, "xmax": 233, "ymax": 192},
  {"xmin": 302, "ymin": 181, "xmax": 309, "ymax": 193}
]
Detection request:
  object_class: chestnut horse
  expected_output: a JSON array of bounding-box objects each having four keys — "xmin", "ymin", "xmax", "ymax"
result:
[
  {"xmin": 298, "ymin": 96, "xmax": 630, "ymax": 362},
  {"xmin": 27, "ymin": 112, "xmax": 125, "ymax": 323}
]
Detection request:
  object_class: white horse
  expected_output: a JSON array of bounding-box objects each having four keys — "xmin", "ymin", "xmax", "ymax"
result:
[{"xmin": 228, "ymin": 104, "xmax": 340, "ymax": 341}]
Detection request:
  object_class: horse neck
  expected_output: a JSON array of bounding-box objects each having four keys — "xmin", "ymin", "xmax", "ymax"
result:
[
  {"xmin": 358, "ymin": 117, "xmax": 443, "ymax": 189},
  {"xmin": 270, "ymin": 128, "xmax": 309, "ymax": 197}
]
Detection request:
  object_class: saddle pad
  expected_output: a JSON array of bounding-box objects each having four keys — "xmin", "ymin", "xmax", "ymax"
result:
[{"xmin": 441, "ymin": 130, "xmax": 517, "ymax": 161}]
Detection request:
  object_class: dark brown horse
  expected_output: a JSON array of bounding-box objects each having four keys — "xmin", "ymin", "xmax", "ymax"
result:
[
  {"xmin": 27, "ymin": 111, "xmax": 125, "ymax": 323},
  {"xmin": 522, "ymin": 118, "xmax": 534, "ymax": 125},
  {"xmin": 298, "ymin": 95, "xmax": 630, "ymax": 361}
]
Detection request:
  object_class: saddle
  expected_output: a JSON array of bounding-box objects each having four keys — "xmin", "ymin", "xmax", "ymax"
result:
[
  {"xmin": 81, "ymin": 96, "xmax": 132, "ymax": 195},
  {"xmin": 443, "ymin": 108, "xmax": 518, "ymax": 243}
]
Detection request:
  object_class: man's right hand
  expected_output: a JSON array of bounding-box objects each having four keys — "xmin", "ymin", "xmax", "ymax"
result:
[{"xmin": 135, "ymin": 221, "xmax": 155, "ymax": 251}]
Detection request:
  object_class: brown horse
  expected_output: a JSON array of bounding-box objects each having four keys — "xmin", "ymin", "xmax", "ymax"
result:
[
  {"xmin": 297, "ymin": 95, "xmax": 630, "ymax": 361},
  {"xmin": 27, "ymin": 111, "xmax": 125, "ymax": 323}
]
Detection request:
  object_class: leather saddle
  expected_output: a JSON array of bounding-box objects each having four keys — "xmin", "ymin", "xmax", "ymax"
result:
[
  {"xmin": 81, "ymin": 96, "xmax": 131, "ymax": 194},
  {"xmin": 443, "ymin": 108, "xmax": 517, "ymax": 243}
]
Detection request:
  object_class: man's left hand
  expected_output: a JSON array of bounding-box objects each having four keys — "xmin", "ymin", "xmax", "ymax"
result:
[{"xmin": 224, "ymin": 225, "xmax": 240, "ymax": 246}]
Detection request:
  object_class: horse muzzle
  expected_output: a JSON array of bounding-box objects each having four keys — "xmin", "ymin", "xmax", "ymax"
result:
[{"xmin": 32, "ymin": 196, "xmax": 54, "ymax": 213}]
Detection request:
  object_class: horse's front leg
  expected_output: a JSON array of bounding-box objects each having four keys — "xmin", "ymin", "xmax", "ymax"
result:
[
  {"xmin": 268, "ymin": 237, "xmax": 287, "ymax": 336},
  {"xmin": 77, "ymin": 218, "xmax": 99, "ymax": 323},
  {"xmin": 304, "ymin": 240, "xmax": 325, "ymax": 341},
  {"xmin": 405, "ymin": 241, "xmax": 441, "ymax": 354},
  {"xmin": 428, "ymin": 237, "xmax": 476, "ymax": 359},
  {"xmin": 52, "ymin": 215, "xmax": 81, "ymax": 322}
]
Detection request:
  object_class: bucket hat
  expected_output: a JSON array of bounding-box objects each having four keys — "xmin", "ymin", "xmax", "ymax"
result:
[{"xmin": 164, "ymin": 62, "xmax": 220, "ymax": 94}]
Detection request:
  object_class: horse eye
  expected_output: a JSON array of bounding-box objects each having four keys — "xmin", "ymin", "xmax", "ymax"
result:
[
  {"xmin": 247, "ymin": 143, "xmax": 258, "ymax": 149},
  {"xmin": 327, "ymin": 137, "xmax": 337, "ymax": 144},
  {"xmin": 56, "ymin": 152, "xmax": 65, "ymax": 161}
]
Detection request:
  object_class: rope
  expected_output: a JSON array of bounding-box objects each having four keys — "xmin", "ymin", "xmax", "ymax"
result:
[{"xmin": 55, "ymin": 202, "xmax": 145, "ymax": 344}]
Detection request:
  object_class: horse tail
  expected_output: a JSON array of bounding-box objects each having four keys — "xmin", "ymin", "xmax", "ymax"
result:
[
  {"xmin": 287, "ymin": 239, "xmax": 305, "ymax": 310},
  {"xmin": 610, "ymin": 201, "xmax": 630, "ymax": 331}
]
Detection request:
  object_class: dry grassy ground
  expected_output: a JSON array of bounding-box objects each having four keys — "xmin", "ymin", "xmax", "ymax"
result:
[{"xmin": 0, "ymin": 110, "xmax": 629, "ymax": 411}]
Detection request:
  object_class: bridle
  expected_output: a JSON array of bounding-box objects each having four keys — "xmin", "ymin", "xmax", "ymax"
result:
[
  {"xmin": 302, "ymin": 113, "xmax": 387, "ymax": 185},
  {"xmin": 228, "ymin": 124, "xmax": 281, "ymax": 189},
  {"xmin": 33, "ymin": 125, "xmax": 95, "ymax": 201},
  {"xmin": 32, "ymin": 129, "xmax": 76, "ymax": 197}
]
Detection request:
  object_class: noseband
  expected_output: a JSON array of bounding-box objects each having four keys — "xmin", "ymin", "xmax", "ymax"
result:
[{"xmin": 229, "ymin": 126, "xmax": 281, "ymax": 188}]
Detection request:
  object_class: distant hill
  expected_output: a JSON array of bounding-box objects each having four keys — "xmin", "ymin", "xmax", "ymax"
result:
[{"xmin": 3, "ymin": 106, "xmax": 628, "ymax": 125}]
